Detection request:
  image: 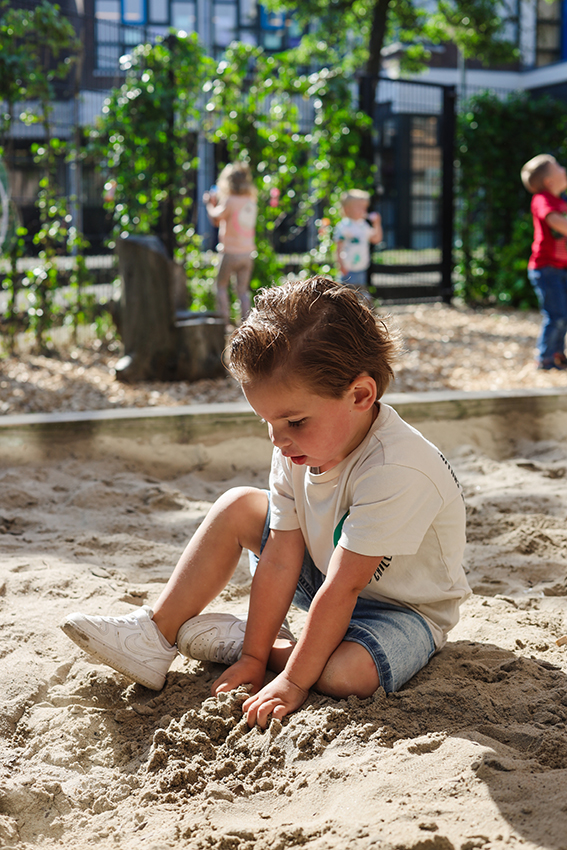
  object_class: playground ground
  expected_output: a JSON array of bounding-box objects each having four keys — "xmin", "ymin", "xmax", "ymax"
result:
[{"xmin": 1, "ymin": 301, "xmax": 567, "ymax": 416}]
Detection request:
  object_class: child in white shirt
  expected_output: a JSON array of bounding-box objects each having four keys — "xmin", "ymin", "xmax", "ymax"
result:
[
  {"xmin": 62, "ymin": 278, "xmax": 469, "ymax": 729},
  {"xmin": 334, "ymin": 189, "xmax": 382, "ymax": 292}
]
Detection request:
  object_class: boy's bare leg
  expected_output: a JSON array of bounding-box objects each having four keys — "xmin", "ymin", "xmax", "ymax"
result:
[
  {"xmin": 152, "ymin": 487, "xmax": 268, "ymax": 645},
  {"xmin": 215, "ymin": 255, "xmax": 232, "ymax": 325},
  {"xmin": 316, "ymin": 641, "xmax": 380, "ymax": 699},
  {"xmin": 235, "ymin": 259, "xmax": 252, "ymax": 321},
  {"xmin": 267, "ymin": 640, "xmax": 379, "ymax": 700}
]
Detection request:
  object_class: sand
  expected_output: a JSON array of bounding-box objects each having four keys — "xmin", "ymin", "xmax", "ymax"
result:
[{"xmin": 1, "ymin": 422, "xmax": 567, "ymax": 850}]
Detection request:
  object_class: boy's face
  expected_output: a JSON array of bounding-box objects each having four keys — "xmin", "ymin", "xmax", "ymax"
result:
[
  {"xmin": 243, "ymin": 376, "xmax": 376, "ymax": 473},
  {"xmin": 342, "ymin": 198, "xmax": 369, "ymax": 220},
  {"xmin": 543, "ymin": 161, "xmax": 567, "ymax": 196}
]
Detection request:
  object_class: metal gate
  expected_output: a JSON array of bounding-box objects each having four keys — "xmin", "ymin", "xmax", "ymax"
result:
[{"xmin": 370, "ymin": 77, "xmax": 456, "ymax": 304}]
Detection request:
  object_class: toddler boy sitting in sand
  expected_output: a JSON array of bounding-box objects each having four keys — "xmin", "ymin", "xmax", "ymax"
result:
[{"xmin": 62, "ymin": 277, "xmax": 470, "ymax": 728}]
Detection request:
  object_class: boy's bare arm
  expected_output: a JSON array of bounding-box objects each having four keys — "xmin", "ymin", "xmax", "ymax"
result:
[
  {"xmin": 243, "ymin": 545, "xmax": 383, "ymax": 727},
  {"xmin": 203, "ymin": 194, "xmax": 227, "ymax": 225},
  {"xmin": 334, "ymin": 239, "xmax": 348, "ymax": 275},
  {"xmin": 211, "ymin": 527, "xmax": 305, "ymax": 697},
  {"xmin": 369, "ymin": 212, "xmax": 383, "ymax": 244},
  {"xmin": 546, "ymin": 211, "xmax": 567, "ymax": 237}
]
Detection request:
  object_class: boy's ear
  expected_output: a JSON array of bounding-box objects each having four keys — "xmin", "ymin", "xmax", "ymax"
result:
[{"xmin": 351, "ymin": 375, "xmax": 377, "ymax": 410}]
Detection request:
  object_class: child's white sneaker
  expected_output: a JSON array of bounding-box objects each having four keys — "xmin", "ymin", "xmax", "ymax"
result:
[
  {"xmin": 60, "ymin": 605, "xmax": 177, "ymax": 690},
  {"xmin": 176, "ymin": 612, "xmax": 295, "ymax": 666}
]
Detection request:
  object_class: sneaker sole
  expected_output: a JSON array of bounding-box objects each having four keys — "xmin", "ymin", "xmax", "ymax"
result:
[
  {"xmin": 176, "ymin": 613, "xmax": 247, "ymax": 662},
  {"xmin": 176, "ymin": 613, "xmax": 295, "ymax": 662},
  {"xmin": 61, "ymin": 620, "xmax": 166, "ymax": 691}
]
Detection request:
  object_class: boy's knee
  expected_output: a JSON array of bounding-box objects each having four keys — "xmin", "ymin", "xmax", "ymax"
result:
[
  {"xmin": 216, "ymin": 486, "xmax": 267, "ymax": 517},
  {"xmin": 316, "ymin": 641, "xmax": 380, "ymax": 700},
  {"xmin": 213, "ymin": 487, "xmax": 268, "ymax": 545}
]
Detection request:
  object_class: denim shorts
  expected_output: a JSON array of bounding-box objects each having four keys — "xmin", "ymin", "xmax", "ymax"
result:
[
  {"xmin": 340, "ymin": 269, "xmax": 368, "ymax": 287},
  {"xmin": 249, "ymin": 496, "xmax": 435, "ymax": 693}
]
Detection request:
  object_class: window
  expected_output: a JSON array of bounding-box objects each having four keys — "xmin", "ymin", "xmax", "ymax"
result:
[
  {"xmin": 536, "ymin": 0, "xmax": 562, "ymax": 66},
  {"xmin": 170, "ymin": 1, "xmax": 196, "ymax": 32},
  {"xmin": 214, "ymin": 2, "xmax": 237, "ymax": 47},
  {"xmin": 123, "ymin": 0, "xmax": 145, "ymax": 24},
  {"xmin": 94, "ymin": 1, "xmax": 304, "ymax": 71},
  {"xmin": 95, "ymin": 0, "xmax": 121, "ymax": 70},
  {"xmin": 149, "ymin": 0, "xmax": 168, "ymax": 23},
  {"xmin": 240, "ymin": 0, "xmax": 257, "ymax": 25},
  {"xmin": 498, "ymin": 0, "xmax": 520, "ymax": 47}
]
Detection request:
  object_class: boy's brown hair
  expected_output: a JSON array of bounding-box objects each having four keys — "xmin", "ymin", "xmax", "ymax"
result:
[
  {"xmin": 227, "ymin": 277, "xmax": 398, "ymax": 400},
  {"xmin": 521, "ymin": 154, "xmax": 556, "ymax": 193}
]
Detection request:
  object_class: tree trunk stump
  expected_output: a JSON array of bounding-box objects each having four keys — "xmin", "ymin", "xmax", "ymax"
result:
[{"xmin": 114, "ymin": 235, "xmax": 225, "ymax": 383}]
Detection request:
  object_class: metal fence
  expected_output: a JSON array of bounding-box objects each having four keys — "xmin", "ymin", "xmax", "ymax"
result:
[{"xmin": 370, "ymin": 77, "xmax": 456, "ymax": 304}]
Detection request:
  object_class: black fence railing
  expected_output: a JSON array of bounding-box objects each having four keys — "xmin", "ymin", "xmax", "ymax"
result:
[{"xmin": 369, "ymin": 77, "xmax": 455, "ymax": 303}]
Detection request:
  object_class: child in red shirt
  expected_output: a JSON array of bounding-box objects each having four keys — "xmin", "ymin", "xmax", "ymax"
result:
[{"xmin": 521, "ymin": 153, "xmax": 567, "ymax": 370}]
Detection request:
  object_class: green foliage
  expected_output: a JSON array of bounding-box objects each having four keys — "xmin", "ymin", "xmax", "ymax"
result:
[
  {"xmin": 418, "ymin": 1, "xmax": 520, "ymax": 66},
  {"xmin": 28, "ymin": 140, "xmax": 70, "ymax": 349},
  {"xmin": 89, "ymin": 34, "xmax": 215, "ymax": 261},
  {"xmin": 0, "ymin": 0, "xmax": 86, "ymax": 350},
  {"xmin": 67, "ymin": 227, "xmax": 95, "ymax": 340},
  {"xmin": 0, "ymin": 0, "xmax": 79, "ymax": 133},
  {"xmin": 207, "ymin": 41, "xmax": 374, "ymax": 292},
  {"xmin": 491, "ymin": 214, "xmax": 536, "ymax": 310},
  {"xmin": 183, "ymin": 250, "xmax": 218, "ymax": 312},
  {"xmin": 455, "ymin": 90, "xmax": 567, "ymax": 306},
  {"xmin": 1, "ymin": 224, "xmax": 28, "ymax": 351},
  {"xmin": 263, "ymin": 0, "xmax": 519, "ymax": 76},
  {"xmin": 89, "ymin": 36, "xmax": 372, "ymax": 315}
]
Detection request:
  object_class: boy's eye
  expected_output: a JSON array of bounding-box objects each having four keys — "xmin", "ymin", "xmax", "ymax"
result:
[{"xmin": 288, "ymin": 419, "xmax": 306, "ymax": 428}]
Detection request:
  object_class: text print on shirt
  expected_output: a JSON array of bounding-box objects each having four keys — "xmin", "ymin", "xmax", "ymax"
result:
[
  {"xmin": 333, "ymin": 510, "xmax": 393, "ymax": 585},
  {"xmin": 437, "ymin": 450, "xmax": 464, "ymax": 501}
]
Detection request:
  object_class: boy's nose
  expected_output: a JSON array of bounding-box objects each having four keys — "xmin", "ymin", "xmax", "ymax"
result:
[{"xmin": 268, "ymin": 424, "xmax": 291, "ymax": 448}]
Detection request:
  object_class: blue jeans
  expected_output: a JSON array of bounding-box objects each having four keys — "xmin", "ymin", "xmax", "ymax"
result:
[
  {"xmin": 249, "ymin": 496, "xmax": 435, "ymax": 693},
  {"xmin": 528, "ymin": 266, "xmax": 567, "ymax": 364}
]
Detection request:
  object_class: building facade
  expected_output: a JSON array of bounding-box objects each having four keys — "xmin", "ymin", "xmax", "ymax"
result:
[{"xmin": 3, "ymin": 0, "xmax": 567, "ymax": 256}]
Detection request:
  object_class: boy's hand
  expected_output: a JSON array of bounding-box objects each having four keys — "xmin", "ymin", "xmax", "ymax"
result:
[
  {"xmin": 211, "ymin": 654, "xmax": 266, "ymax": 698},
  {"xmin": 241, "ymin": 671, "xmax": 309, "ymax": 728}
]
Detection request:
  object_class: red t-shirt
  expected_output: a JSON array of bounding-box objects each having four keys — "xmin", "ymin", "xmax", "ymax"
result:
[{"xmin": 529, "ymin": 191, "xmax": 567, "ymax": 269}]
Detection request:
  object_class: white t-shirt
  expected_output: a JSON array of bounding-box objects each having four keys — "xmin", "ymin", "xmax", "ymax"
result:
[
  {"xmin": 334, "ymin": 217, "xmax": 374, "ymax": 272},
  {"xmin": 269, "ymin": 403, "xmax": 470, "ymax": 649}
]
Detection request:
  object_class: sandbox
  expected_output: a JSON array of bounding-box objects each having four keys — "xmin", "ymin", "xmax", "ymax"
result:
[{"xmin": 1, "ymin": 390, "xmax": 567, "ymax": 850}]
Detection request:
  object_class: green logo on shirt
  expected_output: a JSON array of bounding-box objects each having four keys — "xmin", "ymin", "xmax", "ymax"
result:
[{"xmin": 333, "ymin": 510, "xmax": 349, "ymax": 548}]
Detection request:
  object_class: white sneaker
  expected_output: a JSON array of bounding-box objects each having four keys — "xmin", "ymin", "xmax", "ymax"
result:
[
  {"xmin": 60, "ymin": 605, "xmax": 177, "ymax": 690},
  {"xmin": 176, "ymin": 612, "xmax": 295, "ymax": 666}
]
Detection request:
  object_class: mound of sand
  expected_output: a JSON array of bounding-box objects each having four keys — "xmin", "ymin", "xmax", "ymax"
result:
[{"xmin": 1, "ymin": 430, "xmax": 567, "ymax": 850}]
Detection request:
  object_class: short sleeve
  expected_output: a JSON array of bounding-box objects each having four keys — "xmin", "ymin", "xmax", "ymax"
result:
[
  {"xmin": 339, "ymin": 464, "xmax": 444, "ymax": 557},
  {"xmin": 334, "ymin": 220, "xmax": 346, "ymax": 240},
  {"xmin": 532, "ymin": 192, "xmax": 566, "ymax": 219}
]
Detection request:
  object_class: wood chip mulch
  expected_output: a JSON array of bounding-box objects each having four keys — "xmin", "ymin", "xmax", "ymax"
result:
[{"xmin": 1, "ymin": 302, "xmax": 566, "ymax": 416}]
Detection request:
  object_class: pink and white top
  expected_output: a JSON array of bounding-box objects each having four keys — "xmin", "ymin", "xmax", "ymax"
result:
[{"xmin": 214, "ymin": 194, "xmax": 257, "ymax": 255}]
